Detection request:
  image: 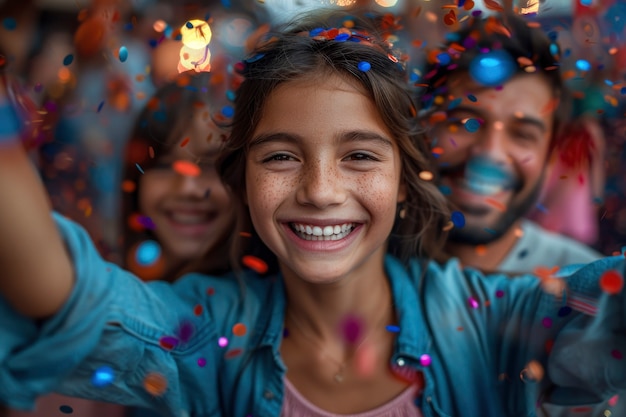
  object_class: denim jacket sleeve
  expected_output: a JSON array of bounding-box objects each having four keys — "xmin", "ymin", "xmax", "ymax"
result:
[
  {"xmin": 0, "ymin": 213, "xmax": 223, "ymax": 417},
  {"xmin": 416, "ymin": 256, "xmax": 626, "ymax": 417}
]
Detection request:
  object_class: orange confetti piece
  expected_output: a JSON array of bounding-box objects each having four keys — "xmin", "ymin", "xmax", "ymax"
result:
[
  {"xmin": 172, "ymin": 160, "xmax": 200, "ymax": 177},
  {"xmin": 517, "ymin": 57, "xmax": 533, "ymax": 67},
  {"xmin": 232, "ymin": 323, "xmax": 247, "ymax": 336},
  {"xmin": 431, "ymin": 146, "xmax": 445, "ymax": 155},
  {"xmin": 242, "ymin": 255, "xmax": 268, "ymax": 274},
  {"xmin": 475, "ymin": 245, "xmax": 487, "ymax": 256},
  {"xmin": 122, "ymin": 180, "xmax": 136, "ymax": 193},
  {"xmin": 429, "ymin": 111, "xmax": 447, "ymax": 124},
  {"xmin": 180, "ymin": 137, "xmax": 190, "ymax": 147},
  {"xmin": 143, "ymin": 372, "xmax": 168, "ymax": 396},
  {"xmin": 485, "ymin": 198, "xmax": 506, "ymax": 212},
  {"xmin": 463, "ymin": 0, "xmax": 475, "ymax": 10},
  {"xmin": 147, "ymin": 97, "xmax": 160, "ymax": 111},
  {"xmin": 239, "ymin": 231, "xmax": 252, "ymax": 238},
  {"xmin": 533, "ymin": 266, "xmax": 559, "ymax": 280},
  {"xmin": 599, "ymin": 270, "xmax": 623, "ymax": 295}
]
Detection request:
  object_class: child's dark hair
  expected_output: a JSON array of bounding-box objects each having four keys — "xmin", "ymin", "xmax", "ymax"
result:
[
  {"xmin": 218, "ymin": 10, "xmax": 450, "ymax": 271},
  {"xmin": 420, "ymin": 12, "xmax": 571, "ymax": 151},
  {"xmin": 120, "ymin": 71, "xmax": 230, "ymax": 274}
]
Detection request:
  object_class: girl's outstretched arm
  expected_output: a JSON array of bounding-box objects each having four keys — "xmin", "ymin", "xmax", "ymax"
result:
[{"xmin": 0, "ymin": 87, "xmax": 73, "ymax": 318}]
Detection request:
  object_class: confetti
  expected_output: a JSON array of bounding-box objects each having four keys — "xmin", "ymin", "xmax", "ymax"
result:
[
  {"xmin": 358, "ymin": 61, "xmax": 371, "ymax": 72},
  {"xmin": 2, "ymin": 17, "xmax": 17, "ymax": 30},
  {"xmin": 172, "ymin": 160, "xmax": 201, "ymax": 177},
  {"xmin": 135, "ymin": 240, "xmax": 161, "ymax": 266},
  {"xmin": 218, "ymin": 337, "xmax": 229, "ymax": 347},
  {"xmin": 419, "ymin": 354, "xmax": 432, "ymax": 366},
  {"xmin": 159, "ymin": 336, "xmax": 179, "ymax": 350},
  {"xmin": 232, "ymin": 323, "xmax": 247, "ymax": 337},
  {"xmin": 599, "ymin": 270, "xmax": 623, "ymax": 294},
  {"xmin": 92, "ymin": 366, "xmax": 115, "ymax": 387},
  {"xmin": 467, "ymin": 297, "xmax": 479, "ymax": 309},
  {"xmin": 193, "ymin": 304, "xmax": 203, "ymax": 316},
  {"xmin": 464, "ymin": 118, "xmax": 481, "ymax": 132},
  {"xmin": 469, "ymin": 50, "xmax": 515, "ymax": 87},
  {"xmin": 385, "ymin": 324, "xmax": 400, "ymax": 332},
  {"xmin": 451, "ymin": 211, "xmax": 465, "ymax": 228},
  {"xmin": 242, "ymin": 255, "xmax": 268, "ymax": 274},
  {"xmin": 197, "ymin": 357, "xmax": 207, "ymax": 367},
  {"xmin": 63, "ymin": 54, "xmax": 74, "ymax": 66},
  {"xmin": 119, "ymin": 46, "xmax": 128, "ymax": 62},
  {"xmin": 143, "ymin": 372, "xmax": 168, "ymax": 396},
  {"xmin": 59, "ymin": 405, "xmax": 74, "ymax": 414}
]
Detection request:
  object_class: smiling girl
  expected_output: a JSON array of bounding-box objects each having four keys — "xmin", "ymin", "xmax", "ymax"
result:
[{"xmin": 1, "ymin": 10, "xmax": 625, "ymax": 417}]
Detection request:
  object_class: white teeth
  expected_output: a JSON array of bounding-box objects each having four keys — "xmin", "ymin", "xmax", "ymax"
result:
[{"xmin": 291, "ymin": 222, "xmax": 355, "ymax": 241}]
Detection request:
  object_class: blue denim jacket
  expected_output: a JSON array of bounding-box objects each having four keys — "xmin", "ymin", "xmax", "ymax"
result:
[{"xmin": 1, "ymin": 213, "xmax": 625, "ymax": 417}]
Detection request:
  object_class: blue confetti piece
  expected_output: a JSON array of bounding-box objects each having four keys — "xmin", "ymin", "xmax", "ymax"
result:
[
  {"xmin": 467, "ymin": 94, "xmax": 477, "ymax": 102},
  {"xmin": 464, "ymin": 118, "xmax": 481, "ymax": 133},
  {"xmin": 119, "ymin": 46, "xmax": 128, "ymax": 62},
  {"xmin": 186, "ymin": 21, "xmax": 194, "ymax": 29},
  {"xmin": 97, "ymin": 101, "xmax": 105, "ymax": 113},
  {"xmin": 469, "ymin": 49, "xmax": 516, "ymax": 87},
  {"xmin": 557, "ymin": 306, "xmax": 572, "ymax": 317},
  {"xmin": 221, "ymin": 105, "xmax": 234, "ymax": 118},
  {"xmin": 447, "ymin": 97, "xmax": 462, "ymax": 110},
  {"xmin": 451, "ymin": 211, "xmax": 465, "ymax": 228},
  {"xmin": 536, "ymin": 203, "xmax": 548, "ymax": 214},
  {"xmin": 436, "ymin": 52, "xmax": 451, "ymax": 66},
  {"xmin": 59, "ymin": 405, "xmax": 73, "ymax": 414},
  {"xmin": 136, "ymin": 163, "xmax": 145, "ymax": 174},
  {"xmin": 358, "ymin": 61, "xmax": 371, "ymax": 72},
  {"xmin": 63, "ymin": 54, "xmax": 74, "ymax": 66},
  {"xmin": 575, "ymin": 59, "xmax": 591, "ymax": 72},
  {"xmin": 484, "ymin": 228, "xmax": 497, "ymax": 234},
  {"xmin": 92, "ymin": 366, "xmax": 115, "ymax": 387},
  {"xmin": 136, "ymin": 240, "xmax": 161, "ymax": 265},
  {"xmin": 518, "ymin": 249, "xmax": 528, "ymax": 259},
  {"xmin": 385, "ymin": 325, "xmax": 400, "ymax": 333}
]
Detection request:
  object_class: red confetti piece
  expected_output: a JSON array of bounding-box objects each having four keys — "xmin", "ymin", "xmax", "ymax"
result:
[
  {"xmin": 224, "ymin": 348, "xmax": 243, "ymax": 359},
  {"xmin": 443, "ymin": 10, "xmax": 457, "ymax": 26},
  {"xmin": 193, "ymin": 304, "xmax": 203, "ymax": 316},
  {"xmin": 242, "ymin": 255, "xmax": 268, "ymax": 274},
  {"xmin": 599, "ymin": 270, "xmax": 623, "ymax": 294},
  {"xmin": 232, "ymin": 323, "xmax": 247, "ymax": 337},
  {"xmin": 180, "ymin": 137, "xmax": 190, "ymax": 147},
  {"xmin": 485, "ymin": 198, "xmax": 506, "ymax": 212},
  {"xmin": 172, "ymin": 160, "xmax": 200, "ymax": 177}
]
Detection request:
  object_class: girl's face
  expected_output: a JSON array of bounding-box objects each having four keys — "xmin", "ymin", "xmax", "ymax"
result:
[
  {"xmin": 139, "ymin": 109, "xmax": 234, "ymax": 266},
  {"xmin": 246, "ymin": 74, "xmax": 406, "ymax": 284}
]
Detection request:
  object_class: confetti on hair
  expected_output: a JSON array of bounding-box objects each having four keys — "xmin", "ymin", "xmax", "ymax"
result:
[
  {"xmin": 358, "ymin": 61, "xmax": 371, "ymax": 72},
  {"xmin": 136, "ymin": 163, "xmax": 145, "ymax": 174},
  {"xmin": 451, "ymin": 211, "xmax": 465, "ymax": 228}
]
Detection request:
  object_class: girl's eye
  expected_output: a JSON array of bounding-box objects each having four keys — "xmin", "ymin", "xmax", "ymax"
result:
[
  {"xmin": 263, "ymin": 153, "xmax": 295, "ymax": 163},
  {"xmin": 345, "ymin": 152, "xmax": 377, "ymax": 161}
]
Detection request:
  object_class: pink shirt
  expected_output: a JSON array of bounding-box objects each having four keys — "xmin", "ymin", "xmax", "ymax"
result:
[{"xmin": 281, "ymin": 379, "xmax": 423, "ymax": 417}]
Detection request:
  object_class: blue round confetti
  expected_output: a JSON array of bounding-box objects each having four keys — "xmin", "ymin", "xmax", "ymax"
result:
[
  {"xmin": 436, "ymin": 52, "xmax": 451, "ymax": 66},
  {"xmin": 59, "ymin": 405, "xmax": 74, "ymax": 414},
  {"xmin": 63, "ymin": 54, "xmax": 74, "ymax": 66},
  {"xmin": 438, "ymin": 185, "xmax": 452, "ymax": 195},
  {"xmin": 468, "ymin": 49, "xmax": 516, "ymax": 87},
  {"xmin": 451, "ymin": 211, "xmax": 465, "ymax": 228},
  {"xmin": 136, "ymin": 240, "xmax": 161, "ymax": 266},
  {"xmin": 575, "ymin": 59, "xmax": 591, "ymax": 72},
  {"xmin": 221, "ymin": 105, "xmax": 234, "ymax": 118},
  {"xmin": 119, "ymin": 46, "xmax": 128, "ymax": 63},
  {"xmin": 464, "ymin": 118, "xmax": 481, "ymax": 133},
  {"xmin": 185, "ymin": 21, "xmax": 194, "ymax": 29},
  {"xmin": 92, "ymin": 366, "xmax": 115, "ymax": 387},
  {"xmin": 358, "ymin": 61, "xmax": 371, "ymax": 72}
]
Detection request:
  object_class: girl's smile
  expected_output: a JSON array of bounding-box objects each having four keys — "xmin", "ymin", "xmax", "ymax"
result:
[{"xmin": 245, "ymin": 74, "xmax": 406, "ymax": 284}]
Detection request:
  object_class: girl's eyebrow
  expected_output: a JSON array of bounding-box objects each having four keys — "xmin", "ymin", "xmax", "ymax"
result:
[{"xmin": 249, "ymin": 130, "xmax": 393, "ymax": 149}]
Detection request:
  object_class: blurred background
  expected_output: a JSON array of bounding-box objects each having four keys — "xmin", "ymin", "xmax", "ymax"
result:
[{"xmin": 1, "ymin": 0, "xmax": 625, "ymax": 264}]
